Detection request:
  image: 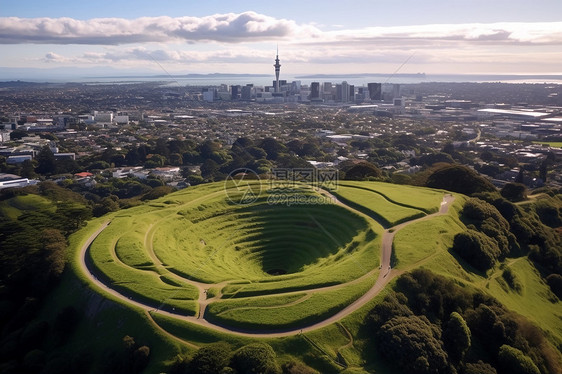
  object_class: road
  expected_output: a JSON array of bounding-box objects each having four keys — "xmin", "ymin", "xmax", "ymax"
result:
[{"xmin": 78, "ymin": 191, "xmax": 455, "ymax": 338}]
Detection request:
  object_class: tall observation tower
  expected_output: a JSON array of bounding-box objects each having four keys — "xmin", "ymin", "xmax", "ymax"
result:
[{"xmin": 273, "ymin": 46, "xmax": 281, "ymax": 93}]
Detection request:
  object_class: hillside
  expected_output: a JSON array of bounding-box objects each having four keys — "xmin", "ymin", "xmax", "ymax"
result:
[{"xmin": 1, "ymin": 180, "xmax": 560, "ymax": 374}]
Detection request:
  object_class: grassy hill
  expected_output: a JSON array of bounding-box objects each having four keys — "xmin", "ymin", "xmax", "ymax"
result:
[{"xmin": 37, "ymin": 180, "xmax": 561, "ymax": 373}]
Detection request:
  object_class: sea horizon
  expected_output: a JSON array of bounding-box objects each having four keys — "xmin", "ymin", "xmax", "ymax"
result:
[{"xmin": 2, "ymin": 71, "xmax": 562, "ymax": 86}]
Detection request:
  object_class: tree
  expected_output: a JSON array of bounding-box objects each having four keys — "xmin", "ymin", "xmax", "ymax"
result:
[
  {"xmin": 259, "ymin": 138, "xmax": 286, "ymax": 160},
  {"xmin": 497, "ymin": 345, "xmax": 540, "ymax": 374},
  {"xmin": 40, "ymin": 228, "xmax": 67, "ymax": 279},
  {"xmin": 200, "ymin": 159, "xmax": 220, "ymax": 180},
  {"xmin": 20, "ymin": 160, "xmax": 37, "ymax": 178},
  {"xmin": 230, "ymin": 343, "xmax": 281, "ymax": 374},
  {"xmin": 442, "ymin": 312, "xmax": 471, "ymax": 363},
  {"xmin": 35, "ymin": 146, "xmax": 57, "ymax": 175},
  {"xmin": 464, "ymin": 361, "xmax": 497, "ymax": 374},
  {"xmin": 376, "ymin": 315, "xmax": 449, "ymax": 374},
  {"xmin": 500, "ymin": 183, "xmax": 527, "ymax": 202},
  {"xmin": 426, "ymin": 165, "xmax": 495, "ymax": 195},
  {"xmin": 369, "ymin": 292, "xmax": 413, "ymax": 328},
  {"xmin": 546, "ymin": 274, "xmax": 562, "ymax": 299},
  {"xmin": 92, "ymin": 196, "xmax": 120, "ymax": 217},
  {"xmin": 188, "ymin": 342, "xmax": 232, "ymax": 374},
  {"xmin": 452, "ymin": 230, "xmax": 501, "ymax": 271},
  {"xmin": 341, "ymin": 160, "xmax": 382, "ymax": 180},
  {"xmin": 132, "ymin": 346, "xmax": 150, "ymax": 373}
]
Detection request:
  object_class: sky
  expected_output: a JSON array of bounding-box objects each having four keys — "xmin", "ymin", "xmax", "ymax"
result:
[{"xmin": 1, "ymin": 0, "xmax": 562, "ymax": 78}]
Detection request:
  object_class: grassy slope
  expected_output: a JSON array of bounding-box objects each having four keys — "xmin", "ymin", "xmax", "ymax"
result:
[
  {"xmin": 0, "ymin": 194, "xmax": 55, "ymax": 219},
  {"xmin": 33, "ymin": 217, "xmax": 189, "ymax": 374},
  {"xmin": 338, "ymin": 180, "xmax": 445, "ymax": 214},
  {"xmin": 207, "ymin": 277, "xmax": 376, "ymax": 330},
  {"xmin": 333, "ymin": 185, "xmax": 425, "ymax": 226},
  {"xmin": 390, "ymin": 193, "xmax": 562, "ymax": 345},
  {"xmin": 60, "ymin": 181, "xmax": 561, "ymax": 373}
]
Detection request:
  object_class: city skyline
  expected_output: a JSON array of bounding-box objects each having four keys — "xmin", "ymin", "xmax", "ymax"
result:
[{"xmin": 1, "ymin": 0, "xmax": 562, "ymax": 78}]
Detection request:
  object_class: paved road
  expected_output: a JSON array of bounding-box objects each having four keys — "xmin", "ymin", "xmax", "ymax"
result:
[{"xmin": 78, "ymin": 191, "xmax": 455, "ymax": 338}]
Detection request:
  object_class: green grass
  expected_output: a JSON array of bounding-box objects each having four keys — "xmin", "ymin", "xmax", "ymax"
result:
[
  {"xmin": 114, "ymin": 230, "xmax": 154, "ymax": 268},
  {"xmin": 0, "ymin": 194, "xmax": 56, "ymax": 219},
  {"xmin": 87, "ymin": 218, "xmax": 199, "ymax": 315},
  {"xmin": 208, "ymin": 293, "xmax": 307, "ymax": 315},
  {"xmin": 80, "ymin": 182, "xmax": 381, "ymax": 329},
  {"xmin": 65, "ymin": 180, "xmax": 561, "ymax": 373},
  {"xmin": 485, "ymin": 258, "xmax": 562, "ymax": 344},
  {"xmin": 392, "ymin": 214, "xmax": 465, "ymax": 269},
  {"xmin": 338, "ymin": 181, "xmax": 445, "ymax": 214},
  {"xmin": 333, "ymin": 185, "xmax": 426, "ymax": 226},
  {"xmin": 210, "ymin": 277, "xmax": 375, "ymax": 331},
  {"xmin": 153, "ymin": 192, "xmax": 373, "ymax": 284}
]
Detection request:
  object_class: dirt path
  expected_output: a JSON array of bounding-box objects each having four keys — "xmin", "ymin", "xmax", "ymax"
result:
[{"xmin": 78, "ymin": 191, "xmax": 455, "ymax": 338}]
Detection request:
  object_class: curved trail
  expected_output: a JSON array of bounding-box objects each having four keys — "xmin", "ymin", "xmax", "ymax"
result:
[{"xmin": 78, "ymin": 190, "xmax": 454, "ymax": 338}]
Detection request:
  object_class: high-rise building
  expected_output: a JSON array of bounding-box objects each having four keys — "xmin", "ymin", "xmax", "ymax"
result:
[
  {"xmin": 341, "ymin": 81, "xmax": 349, "ymax": 102},
  {"xmin": 310, "ymin": 82, "xmax": 320, "ymax": 100},
  {"xmin": 273, "ymin": 46, "xmax": 281, "ymax": 93},
  {"xmin": 231, "ymin": 85, "xmax": 240, "ymax": 100},
  {"xmin": 368, "ymin": 83, "xmax": 382, "ymax": 100},
  {"xmin": 241, "ymin": 85, "xmax": 252, "ymax": 100},
  {"xmin": 393, "ymin": 84, "xmax": 401, "ymax": 99}
]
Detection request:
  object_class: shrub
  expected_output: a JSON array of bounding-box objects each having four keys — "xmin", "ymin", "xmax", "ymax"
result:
[
  {"xmin": 426, "ymin": 165, "xmax": 495, "ymax": 195},
  {"xmin": 464, "ymin": 360, "xmax": 497, "ymax": 374},
  {"xmin": 497, "ymin": 345, "xmax": 540, "ymax": 374},
  {"xmin": 501, "ymin": 268, "xmax": 522, "ymax": 293},
  {"xmin": 452, "ymin": 230, "xmax": 501, "ymax": 271},
  {"xmin": 501, "ymin": 183, "xmax": 527, "ymax": 202},
  {"xmin": 545, "ymin": 274, "xmax": 562, "ymax": 299},
  {"xmin": 188, "ymin": 342, "xmax": 232, "ymax": 374},
  {"xmin": 442, "ymin": 312, "xmax": 471, "ymax": 362},
  {"xmin": 376, "ymin": 315, "xmax": 449, "ymax": 374},
  {"xmin": 230, "ymin": 343, "xmax": 281, "ymax": 374}
]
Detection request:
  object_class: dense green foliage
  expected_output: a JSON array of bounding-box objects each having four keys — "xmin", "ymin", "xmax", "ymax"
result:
[
  {"xmin": 497, "ymin": 345, "xmax": 541, "ymax": 374},
  {"xmin": 471, "ymin": 192, "xmax": 561, "ymax": 276},
  {"xmin": 186, "ymin": 342, "xmax": 232, "ymax": 374},
  {"xmin": 0, "ymin": 183, "xmax": 104, "ymax": 373},
  {"xmin": 339, "ymin": 160, "xmax": 382, "ymax": 180},
  {"xmin": 377, "ymin": 314, "xmax": 449, "ymax": 374},
  {"xmin": 501, "ymin": 183, "xmax": 528, "ymax": 202},
  {"xmin": 170, "ymin": 342, "xmax": 308, "ymax": 374},
  {"xmin": 368, "ymin": 269, "xmax": 561, "ymax": 374},
  {"xmin": 426, "ymin": 165, "xmax": 496, "ymax": 195},
  {"xmin": 231, "ymin": 343, "xmax": 282, "ymax": 374},
  {"xmin": 546, "ymin": 274, "xmax": 562, "ymax": 299},
  {"xmin": 442, "ymin": 312, "xmax": 471, "ymax": 363},
  {"xmin": 452, "ymin": 197, "xmax": 522, "ymax": 271},
  {"xmin": 452, "ymin": 229, "xmax": 503, "ymax": 271}
]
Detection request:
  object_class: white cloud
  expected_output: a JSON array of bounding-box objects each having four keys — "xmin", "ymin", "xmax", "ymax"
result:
[
  {"xmin": 4, "ymin": 13, "xmax": 560, "ymax": 74},
  {"xmin": 1, "ymin": 14, "xmax": 561, "ymax": 47},
  {"xmin": 0, "ymin": 12, "xmax": 319, "ymax": 44}
]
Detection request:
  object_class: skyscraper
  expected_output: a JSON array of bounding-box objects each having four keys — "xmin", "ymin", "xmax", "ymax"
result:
[
  {"xmin": 368, "ymin": 83, "xmax": 382, "ymax": 101},
  {"xmin": 310, "ymin": 82, "xmax": 320, "ymax": 100},
  {"xmin": 273, "ymin": 46, "xmax": 281, "ymax": 93},
  {"xmin": 341, "ymin": 81, "xmax": 349, "ymax": 102}
]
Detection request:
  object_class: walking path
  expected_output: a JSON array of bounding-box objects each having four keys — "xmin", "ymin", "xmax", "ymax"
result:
[{"xmin": 78, "ymin": 190, "xmax": 455, "ymax": 338}]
